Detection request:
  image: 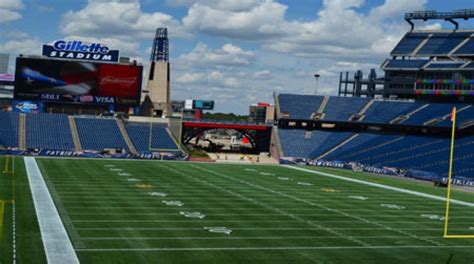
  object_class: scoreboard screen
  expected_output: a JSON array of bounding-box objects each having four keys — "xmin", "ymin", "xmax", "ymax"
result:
[
  {"xmin": 193, "ymin": 100, "xmax": 214, "ymax": 110},
  {"xmin": 14, "ymin": 57, "xmax": 143, "ymax": 106}
]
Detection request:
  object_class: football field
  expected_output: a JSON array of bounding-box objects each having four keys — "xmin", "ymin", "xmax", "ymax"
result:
[{"xmin": 1, "ymin": 156, "xmax": 474, "ymax": 263}]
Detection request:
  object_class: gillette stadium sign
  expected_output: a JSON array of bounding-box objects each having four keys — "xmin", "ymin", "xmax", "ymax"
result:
[{"xmin": 42, "ymin": 40, "xmax": 120, "ymax": 62}]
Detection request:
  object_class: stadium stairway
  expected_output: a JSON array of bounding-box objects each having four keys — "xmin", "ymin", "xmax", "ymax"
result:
[
  {"xmin": 270, "ymin": 126, "xmax": 284, "ymax": 160},
  {"xmin": 411, "ymin": 34, "xmax": 432, "ymax": 55},
  {"xmin": 116, "ymin": 119, "xmax": 138, "ymax": 155},
  {"xmin": 68, "ymin": 116, "xmax": 83, "ymax": 152},
  {"xmin": 449, "ymin": 36, "xmax": 473, "ymax": 55},
  {"xmin": 314, "ymin": 96, "xmax": 329, "ymax": 119},
  {"xmin": 274, "ymin": 93, "xmax": 283, "ymax": 119},
  {"xmin": 334, "ymin": 136, "xmax": 404, "ymax": 161},
  {"xmin": 351, "ymin": 99, "xmax": 374, "ymax": 121},
  {"xmin": 391, "ymin": 104, "xmax": 429, "ymax": 124},
  {"xmin": 317, "ymin": 133, "xmax": 360, "ymax": 160},
  {"xmin": 18, "ymin": 114, "xmax": 26, "ymax": 150},
  {"xmin": 424, "ymin": 105, "xmax": 471, "ymax": 126}
]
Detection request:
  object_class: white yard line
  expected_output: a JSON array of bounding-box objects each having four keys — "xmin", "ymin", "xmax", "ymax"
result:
[
  {"xmin": 76, "ymin": 245, "xmax": 474, "ymax": 252},
  {"xmin": 80, "ymin": 235, "xmax": 443, "ymax": 240},
  {"xmin": 12, "ymin": 203, "xmax": 16, "ymax": 264},
  {"xmin": 191, "ymin": 165, "xmax": 442, "ymax": 246},
  {"xmin": 71, "ymin": 219, "xmax": 445, "ymax": 224},
  {"xmin": 67, "ymin": 212, "xmax": 468, "ymax": 219},
  {"xmin": 75, "ymin": 227, "xmax": 470, "ymax": 231},
  {"xmin": 24, "ymin": 157, "xmax": 79, "ymax": 264},
  {"xmin": 285, "ymin": 166, "xmax": 474, "ymax": 207},
  {"xmin": 156, "ymin": 164, "xmax": 370, "ymax": 247}
]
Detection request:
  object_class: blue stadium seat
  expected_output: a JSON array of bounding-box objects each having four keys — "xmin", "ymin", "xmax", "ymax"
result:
[
  {"xmin": 278, "ymin": 94, "xmax": 324, "ymax": 119},
  {"xmin": 417, "ymin": 32, "xmax": 470, "ymax": 55},
  {"xmin": 384, "ymin": 60, "xmax": 429, "ymax": 69},
  {"xmin": 25, "ymin": 113, "xmax": 74, "ymax": 150},
  {"xmin": 402, "ymin": 103, "xmax": 465, "ymax": 126},
  {"xmin": 425, "ymin": 63, "xmax": 464, "ymax": 69},
  {"xmin": 125, "ymin": 122, "xmax": 178, "ymax": 153},
  {"xmin": 279, "ymin": 129, "xmax": 353, "ymax": 159},
  {"xmin": 465, "ymin": 62, "xmax": 474, "ymax": 69},
  {"xmin": 454, "ymin": 38, "xmax": 474, "ymax": 55},
  {"xmin": 435, "ymin": 106, "xmax": 474, "ymax": 127},
  {"xmin": 75, "ymin": 118, "xmax": 129, "ymax": 151},
  {"xmin": 323, "ymin": 97, "xmax": 369, "ymax": 121},
  {"xmin": 0, "ymin": 112, "xmax": 19, "ymax": 148},
  {"xmin": 390, "ymin": 32, "xmax": 429, "ymax": 55},
  {"xmin": 363, "ymin": 101, "xmax": 421, "ymax": 123}
]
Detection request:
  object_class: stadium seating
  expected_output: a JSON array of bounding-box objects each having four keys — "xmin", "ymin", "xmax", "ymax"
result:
[
  {"xmin": 278, "ymin": 94, "xmax": 324, "ymax": 119},
  {"xmin": 276, "ymin": 94, "xmax": 474, "ymax": 127},
  {"xmin": 322, "ymin": 97, "xmax": 369, "ymax": 121},
  {"xmin": 324, "ymin": 133, "xmax": 392, "ymax": 161},
  {"xmin": 417, "ymin": 32, "xmax": 471, "ymax": 55},
  {"xmin": 279, "ymin": 129, "xmax": 353, "ymax": 159},
  {"xmin": 25, "ymin": 113, "xmax": 74, "ymax": 150},
  {"xmin": 280, "ymin": 129, "xmax": 474, "ymax": 179},
  {"xmin": 125, "ymin": 122, "xmax": 178, "ymax": 153},
  {"xmin": 435, "ymin": 106, "xmax": 474, "ymax": 127},
  {"xmin": 362, "ymin": 101, "xmax": 421, "ymax": 123},
  {"xmin": 390, "ymin": 32, "xmax": 429, "ymax": 55},
  {"xmin": 454, "ymin": 38, "xmax": 474, "ymax": 55},
  {"xmin": 384, "ymin": 59, "xmax": 429, "ymax": 69},
  {"xmin": 401, "ymin": 103, "xmax": 461, "ymax": 126},
  {"xmin": 75, "ymin": 117, "xmax": 129, "ymax": 151},
  {"xmin": 275, "ymin": 93, "xmax": 474, "ymax": 179},
  {"xmin": 466, "ymin": 61, "xmax": 474, "ymax": 69},
  {"xmin": 391, "ymin": 32, "xmax": 473, "ymax": 56},
  {"xmin": 426, "ymin": 62, "xmax": 465, "ymax": 69},
  {"xmin": 0, "ymin": 112, "xmax": 19, "ymax": 148}
]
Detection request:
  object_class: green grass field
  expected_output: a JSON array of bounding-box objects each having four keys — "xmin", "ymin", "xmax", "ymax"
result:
[{"xmin": 2, "ymin": 156, "xmax": 474, "ymax": 263}]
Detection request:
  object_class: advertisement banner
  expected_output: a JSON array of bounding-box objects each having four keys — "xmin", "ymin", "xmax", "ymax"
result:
[
  {"xmin": 0, "ymin": 73, "xmax": 14, "ymax": 82},
  {"xmin": 13, "ymin": 100, "xmax": 43, "ymax": 113}
]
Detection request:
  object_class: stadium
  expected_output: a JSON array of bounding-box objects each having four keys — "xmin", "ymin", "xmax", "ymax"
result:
[{"xmin": 1, "ymin": 6, "xmax": 474, "ymax": 264}]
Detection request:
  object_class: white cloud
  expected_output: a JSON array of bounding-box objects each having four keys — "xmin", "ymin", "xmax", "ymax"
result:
[
  {"xmin": 0, "ymin": 38, "xmax": 42, "ymax": 55},
  {"xmin": 182, "ymin": 0, "xmax": 427, "ymax": 58},
  {"xmin": 183, "ymin": 0, "xmax": 286, "ymax": 40},
  {"xmin": 60, "ymin": 0, "xmax": 189, "ymax": 40},
  {"xmin": 253, "ymin": 70, "xmax": 271, "ymax": 79},
  {"xmin": 167, "ymin": 0, "xmax": 263, "ymax": 12},
  {"xmin": 177, "ymin": 43, "xmax": 255, "ymax": 67},
  {"xmin": 176, "ymin": 70, "xmax": 239, "ymax": 89},
  {"xmin": 176, "ymin": 72, "xmax": 204, "ymax": 84},
  {"xmin": 0, "ymin": 0, "xmax": 23, "ymax": 23},
  {"xmin": 419, "ymin": 23, "xmax": 443, "ymax": 30},
  {"xmin": 0, "ymin": 0, "xmax": 23, "ymax": 10}
]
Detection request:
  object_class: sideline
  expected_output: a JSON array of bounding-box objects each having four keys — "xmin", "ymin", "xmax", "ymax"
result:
[
  {"xmin": 285, "ymin": 166, "xmax": 474, "ymax": 207},
  {"xmin": 24, "ymin": 157, "xmax": 79, "ymax": 264}
]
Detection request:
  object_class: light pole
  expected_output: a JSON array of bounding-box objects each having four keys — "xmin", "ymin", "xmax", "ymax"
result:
[{"xmin": 314, "ymin": 74, "xmax": 320, "ymax": 95}]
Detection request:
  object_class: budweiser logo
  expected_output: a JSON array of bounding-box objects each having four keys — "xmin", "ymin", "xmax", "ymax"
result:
[{"xmin": 100, "ymin": 76, "xmax": 137, "ymax": 87}]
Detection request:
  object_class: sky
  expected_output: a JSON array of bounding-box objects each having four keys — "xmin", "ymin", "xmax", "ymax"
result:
[{"xmin": 0, "ymin": 0, "xmax": 473, "ymax": 114}]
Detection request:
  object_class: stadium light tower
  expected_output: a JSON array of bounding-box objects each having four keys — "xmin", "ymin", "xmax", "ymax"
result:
[
  {"xmin": 150, "ymin": 28, "xmax": 169, "ymax": 62},
  {"xmin": 146, "ymin": 27, "xmax": 171, "ymax": 117},
  {"xmin": 314, "ymin": 74, "xmax": 320, "ymax": 95}
]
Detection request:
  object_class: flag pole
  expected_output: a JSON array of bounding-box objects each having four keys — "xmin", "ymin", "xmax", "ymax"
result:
[{"xmin": 443, "ymin": 106, "xmax": 456, "ymax": 238}]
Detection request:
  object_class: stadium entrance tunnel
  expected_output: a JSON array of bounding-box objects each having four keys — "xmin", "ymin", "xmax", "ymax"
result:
[{"xmin": 182, "ymin": 121, "xmax": 272, "ymax": 153}]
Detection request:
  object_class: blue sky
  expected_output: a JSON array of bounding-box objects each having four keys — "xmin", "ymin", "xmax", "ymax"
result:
[{"xmin": 0, "ymin": 0, "xmax": 473, "ymax": 114}]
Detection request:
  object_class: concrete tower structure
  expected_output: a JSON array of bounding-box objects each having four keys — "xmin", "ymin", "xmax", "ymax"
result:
[{"xmin": 146, "ymin": 28, "xmax": 171, "ymax": 117}]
